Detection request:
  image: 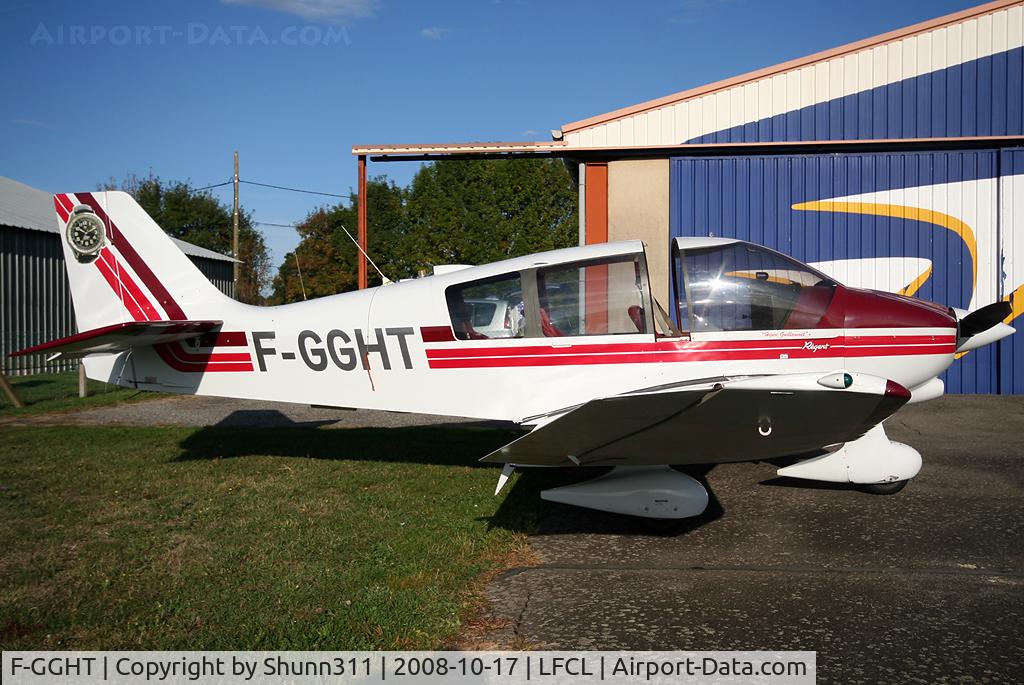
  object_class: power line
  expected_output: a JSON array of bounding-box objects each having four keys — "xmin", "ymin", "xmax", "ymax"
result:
[
  {"xmin": 192, "ymin": 180, "xmax": 232, "ymax": 192},
  {"xmin": 255, "ymin": 221, "xmax": 301, "ymax": 229},
  {"xmin": 240, "ymin": 179, "xmax": 347, "ymax": 198}
]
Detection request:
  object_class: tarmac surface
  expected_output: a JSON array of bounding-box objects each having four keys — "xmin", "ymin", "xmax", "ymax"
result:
[
  {"xmin": 9, "ymin": 392, "xmax": 1023, "ymax": 682},
  {"xmin": 482, "ymin": 395, "xmax": 1024, "ymax": 683}
]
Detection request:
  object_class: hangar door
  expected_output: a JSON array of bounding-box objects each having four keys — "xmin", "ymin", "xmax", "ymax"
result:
[{"xmin": 670, "ymin": 150, "xmax": 1024, "ymax": 394}]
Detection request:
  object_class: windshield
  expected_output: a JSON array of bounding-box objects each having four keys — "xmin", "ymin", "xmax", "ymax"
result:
[{"xmin": 676, "ymin": 242, "xmax": 837, "ymax": 332}]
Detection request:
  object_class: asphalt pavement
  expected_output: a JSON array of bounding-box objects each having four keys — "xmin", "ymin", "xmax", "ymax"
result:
[{"xmin": 481, "ymin": 395, "xmax": 1024, "ymax": 683}]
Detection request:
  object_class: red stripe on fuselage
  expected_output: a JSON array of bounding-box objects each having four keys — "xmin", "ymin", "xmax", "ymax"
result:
[
  {"xmin": 154, "ymin": 344, "xmax": 254, "ymax": 372},
  {"xmin": 425, "ymin": 335, "xmax": 956, "ymax": 358},
  {"xmin": 424, "ymin": 334, "xmax": 956, "ymax": 368}
]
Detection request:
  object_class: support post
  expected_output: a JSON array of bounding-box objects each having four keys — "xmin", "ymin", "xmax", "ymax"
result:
[
  {"xmin": 232, "ymin": 151, "xmax": 240, "ymax": 294},
  {"xmin": 0, "ymin": 372, "xmax": 23, "ymax": 408},
  {"xmin": 357, "ymin": 154, "xmax": 368, "ymax": 289},
  {"xmin": 78, "ymin": 363, "xmax": 87, "ymax": 398}
]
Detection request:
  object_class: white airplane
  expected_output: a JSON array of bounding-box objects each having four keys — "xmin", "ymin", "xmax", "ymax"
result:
[{"xmin": 13, "ymin": 191, "xmax": 1016, "ymax": 520}]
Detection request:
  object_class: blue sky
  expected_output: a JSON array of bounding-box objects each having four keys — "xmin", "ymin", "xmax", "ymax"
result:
[{"xmin": 0, "ymin": 0, "xmax": 985, "ymax": 268}]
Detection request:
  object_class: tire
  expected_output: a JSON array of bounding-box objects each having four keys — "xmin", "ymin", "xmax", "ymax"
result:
[{"xmin": 861, "ymin": 480, "xmax": 909, "ymax": 495}]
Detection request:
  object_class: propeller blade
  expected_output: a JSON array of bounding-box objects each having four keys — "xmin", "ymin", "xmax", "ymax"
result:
[{"xmin": 959, "ymin": 301, "xmax": 1012, "ymax": 339}]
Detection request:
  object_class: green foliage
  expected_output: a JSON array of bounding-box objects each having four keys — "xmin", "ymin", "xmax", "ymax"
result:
[
  {"xmin": 270, "ymin": 178, "xmax": 406, "ymax": 303},
  {"xmin": 404, "ymin": 159, "xmax": 578, "ymax": 271},
  {"xmin": 108, "ymin": 175, "xmax": 272, "ymax": 304},
  {"xmin": 270, "ymin": 160, "xmax": 578, "ymax": 305}
]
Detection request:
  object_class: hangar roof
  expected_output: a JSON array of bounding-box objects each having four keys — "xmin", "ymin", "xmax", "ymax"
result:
[{"xmin": 0, "ymin": 176, "xmax": 237, "ymax": 263}]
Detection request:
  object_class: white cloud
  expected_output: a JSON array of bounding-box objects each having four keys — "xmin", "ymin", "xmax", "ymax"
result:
[
  {"xmin": 11, "ymin": 118, "xmax": 54, "ymax": 130},
  {"xmin": 223, "ymin": 0, "xmax": 378, "ymax": 22},
  {"xmin": 521, "ymin": 129, "xmax": 539, "ymax": 136},
  {"xmin": 419, "ymin": 26, "xmax": 450, "ymax": 40}
]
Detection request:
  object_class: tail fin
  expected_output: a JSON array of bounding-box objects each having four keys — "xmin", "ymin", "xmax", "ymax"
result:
[{"xmin": 54, "ymin": 191, "xmax": 232, "ymax": 331}]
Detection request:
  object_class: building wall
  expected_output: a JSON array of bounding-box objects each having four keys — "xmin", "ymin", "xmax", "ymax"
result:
[
  {"xmin": 608, "ymin": 159, "xmax": 671, "ymax": 305},
  {"xmin": 669, "ymin": 148, "xmax": 1024, "ymax": 394},
  {"xmin": 1, "ymin": 226, "xmax": 235, "ymax": 376}
]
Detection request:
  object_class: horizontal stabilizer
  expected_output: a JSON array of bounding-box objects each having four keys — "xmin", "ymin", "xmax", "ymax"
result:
[{"xmin": 10, "ymin": 320, "xmax": 223, "ymax": 359}]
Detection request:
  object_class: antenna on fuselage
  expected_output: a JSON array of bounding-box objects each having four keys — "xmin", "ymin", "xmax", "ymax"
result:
[{"xmin": 339, "ymin": 222, "xmax": 391, "ymax": 285}]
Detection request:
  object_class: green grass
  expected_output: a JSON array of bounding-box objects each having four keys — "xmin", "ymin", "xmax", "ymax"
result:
[
  {"xmin": 0, "ymin": 372, "xmax": 153, "ymax": 416},
  {"xmin": 0, "ymin": 423, "xmax": 543, "ymax": 649}
]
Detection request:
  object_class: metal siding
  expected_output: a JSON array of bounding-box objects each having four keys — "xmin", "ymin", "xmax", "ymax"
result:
[
  {"xmin": 1, "ymin": 226, "xmax": 76, "ymax": 376},
  {"xmin": 671, "ymin": 150, "xmax": 1015, "ymax": 394},
  {"xmin": 685, "ymin": 47, "xmax": 1023, "ymax": 143},
  {"xmin": 999, "ymin": 147, "xmax": 1024, "ymax": 392},
  {"xmin": 1, "ymin": 228, "xmax": 235, "ymax": 377},
  {"xmin": 191, "ymin": 257, "xmax": 235, "ymax": 298}
]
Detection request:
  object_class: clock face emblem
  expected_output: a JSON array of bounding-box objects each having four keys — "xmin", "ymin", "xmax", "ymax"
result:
[{"xmin": 65, "ymin": 206, "xmax": 106, "ymax": 259}]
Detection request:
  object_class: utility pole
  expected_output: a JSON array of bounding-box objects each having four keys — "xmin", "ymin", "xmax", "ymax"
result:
[{"xmin": 232, "ymin": 151, "xmax": 240, "ymax": 294}]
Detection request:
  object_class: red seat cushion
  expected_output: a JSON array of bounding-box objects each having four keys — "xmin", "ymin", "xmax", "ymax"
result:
[
  {"xmin": 540, "ymin": 309, "xmax": 564, "ymax": 337},
  {"xmin": 627, "ymin": 305, "xmax": 645, "ymax": 332}
]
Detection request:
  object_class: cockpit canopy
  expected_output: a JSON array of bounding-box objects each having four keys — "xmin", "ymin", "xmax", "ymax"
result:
[
  {"xmin": 439, "ymin": 238, "xmax": 845, "ymax": 342},
  {"xmin": 673, "ymin": 238, "xmax": 838, "ymax": 332}
]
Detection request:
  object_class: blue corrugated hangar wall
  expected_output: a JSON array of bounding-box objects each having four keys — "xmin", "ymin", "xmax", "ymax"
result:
[{"xmin": 670, "ymin": 40, "xmax": 1024, "ymax": 394}]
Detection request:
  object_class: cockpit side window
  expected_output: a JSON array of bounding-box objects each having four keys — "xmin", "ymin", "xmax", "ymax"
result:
[
  {"xmin": 680, "ymin": 243, "xmax": 836, "ymax": 332},
  {"xmin": 445, "ymin": 272, "xmax": 525, "ymax": 340},
  {"xmin": 537, "ymin": 255, "xmax": 650, "ymax": 337}
]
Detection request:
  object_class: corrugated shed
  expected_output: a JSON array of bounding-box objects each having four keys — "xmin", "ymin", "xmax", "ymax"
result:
[
  {"xmin": 1, "ymin": 227, "xmax": 77, "ymax": 375},
  {"xmin": 670, "ymin": 149, "xmax": 1021, "ymax": 393},
  {"xmin": 564, "ymin": 1, "xmax": 1024, "ymax": 147}
]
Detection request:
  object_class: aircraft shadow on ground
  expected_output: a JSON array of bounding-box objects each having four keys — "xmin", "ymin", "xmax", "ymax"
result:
[
  {"xmin": 758, "ymin": 475, "xmax": 860, "ymax": 491},
  {"xmin": 176, "ymin": 410, "xmax": 726, "ymax": 536},
  {"xmin": 175, "ymin": 409, "xmax": 522, "ymax": 469}
]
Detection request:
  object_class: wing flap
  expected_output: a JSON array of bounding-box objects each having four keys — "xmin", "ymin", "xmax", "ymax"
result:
[
  {"xmin": 9, "ymin": 320, "xmax": 223, "ymax": 359},
  {"xmin": 484, "ymin": 373, "xmax": 909, "ymax": 467}
]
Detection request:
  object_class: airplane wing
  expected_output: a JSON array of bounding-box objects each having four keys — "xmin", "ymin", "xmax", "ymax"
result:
[
  {"xmin": 482, "ymin": 372, "xmax": 911, "ymax": 467},
  {"xmin": 9, "ymin": 320, "xmax": 223, "ymax": 359}
]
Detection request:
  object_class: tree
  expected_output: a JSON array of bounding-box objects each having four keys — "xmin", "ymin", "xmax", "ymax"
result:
[
  {"xmin": 270, "ymin": 178, "xmax": 408, "ymax": 304},
  {"xmin": 403, "ymin": 158, "xmax": 578, "ymax": 272},
  {"xmin": 268, "ymin": 159, "xmax": 579, "ymax": 304},
  {"xmin": 105, "ymin": 175, "xmax": 272, "ymax": 304}
]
